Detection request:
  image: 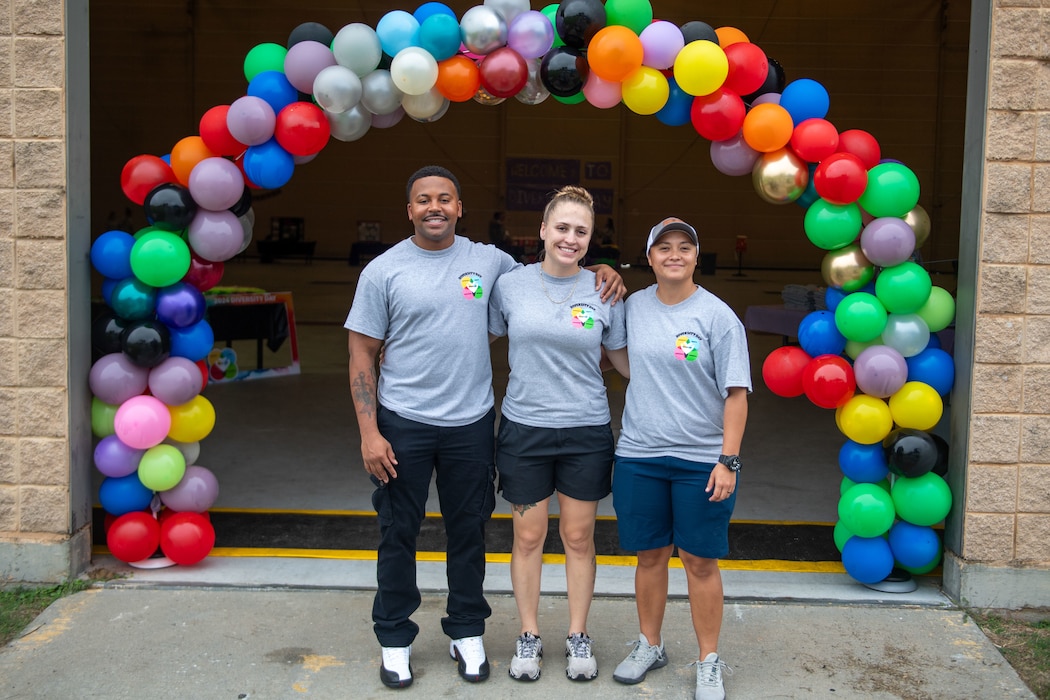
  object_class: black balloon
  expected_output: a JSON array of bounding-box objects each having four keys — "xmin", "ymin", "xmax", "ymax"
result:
[
  {"xmin": 229, "ymin": 183, "xmax": 253, "ymax": 218},
  {"xmin": 121, "ymin": 320, "xmax": 172, "ymax": 368},
  {"xmin": 931, "ymin": 433, "xmax": 949, "ymax": 477},
  {"xmin": 884, "ymin": 428, "xmax": 939, "ymax": 479},
  {"xmin": 680, "ymin": 20, "xmax": 718, "ymax": 44},
  {"xmin": 144, "ymin": 183, "xmax": 198, "ymax": 232},
  {"xmin": 288, "ymin": 22, "xmax": 334, "ymax": 48},
  {"xmin": 92, "ymin": 312, "xmax": 128, "ymax": 358},
  {"xmin": 540, "ymin": 47, "xmax": 589, "ymax": 97},
  {"xmin": 555, "ymin": 0, "xmax": 606, "ymax": 49},
  {"xmin": 743, "ymin": 57, "xmax": 787, "ymax": 104}
]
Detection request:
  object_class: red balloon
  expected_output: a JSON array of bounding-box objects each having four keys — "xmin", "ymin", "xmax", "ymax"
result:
[
  {"xmin": 274, "ymin": 102, "xmax": 331, "ymax": 157},
  {"xmin": 195, "ymin": 359, "xmax": 209, "ymax": 391},
  {"xmin": 762, "ymin": 345, "xmax": 812, "ymax": 397},
  {"xmin": 233, "ymin": 153, "xmax": 262, "ymax": 190},
  {"xmin": 160, "ymin": 511, "xmax": 216, "ymax": 565},
  {"xmin": 722, "ymin": 42, "xmax": 768, "ymax": 96},
  {"xmin": 478, "ymin": 47, "xmax": 529, "ymax": 98},
  {"xmin": 107, "ymin": 511, "xmax": 161, "ymax": 563},
  {"xmin": 182, "ymin": 252, "xmax": 224, "ymax": 292},
  {"xmin": 838, "ymin": 129, "xmax": 881, "ymax": 170},
  {"xmin": 690, "ymin": 88, "xmax": 747, "ymax": 142},
  {"xmin": 121, "ymin": 155, "xmax": 178, "ymax": 206},
  {"xmin": 790, "ymin": 118, "xmax": 840, "ymax": 163},
  {"xmin": 199, "ymin": 105, "xmax": 247, "ymax": 157},
  {"xmin": 802, "ymin": 354, "xmax": 856, "ymax": 409},
  {"xmin": 813, "ymin": 152, "xmax": 868, "ymax": 205}
]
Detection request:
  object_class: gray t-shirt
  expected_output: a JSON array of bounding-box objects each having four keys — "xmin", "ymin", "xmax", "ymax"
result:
[
  {"xmin": 616, "ymin": 284, "xmax": 752, "ymax": 463},
  {"xmin": 344, "ymin": 235, "xmax": 518, "ymax": 427},
  {"xmin": 489, "ymin": 263, "xmax": 627, "ymax": 428}
]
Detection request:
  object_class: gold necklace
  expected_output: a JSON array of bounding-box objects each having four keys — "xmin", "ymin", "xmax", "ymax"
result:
[{"xmin": 538, "ymin": 265, "xmax": 580, "ymax": 304}]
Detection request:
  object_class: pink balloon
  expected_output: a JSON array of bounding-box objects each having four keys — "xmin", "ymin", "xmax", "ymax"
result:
[
  {"xmin": 114, "ymin": 395, "xmax": 172, "ymax": 449},
  {"xmin": 226, "ymin": 96, "xmax": 276, "ymax": 147},
  {"xmin": 640, "ymin": 20, "xmax": 685, "ymax": 70},
  {"xmin": 710, "ymin": 132, "xmax": 760, "ymax": 177},
  {"xmin": 159, "ymin": 465, "xmax": 219, "ymax": 512},
  {"xmin": 188, "ymin": 157, "xmax": 245, "ymax": 211},
  {"xmin": 187, "ymin": 209, "xmax": 244, "ymax": 262},
  {"xmin": 148, "ymin": 356, "xmax": 204, "ymax": 406},
  {"xmin": 284, "ymin": 40, "xmax": 337, "ymax": 93},
  {"xmin": 583, "ymin": 71, "xmax": 622, "ymax": 109},
  {"xmin": 89, "ymin": 353, "xmax": 150, "ymax": 405}
]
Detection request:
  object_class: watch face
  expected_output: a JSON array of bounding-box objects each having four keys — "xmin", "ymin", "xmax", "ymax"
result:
[{"xmin": 720, "ymin": 455, "xmax": 741, "ymax": 471}]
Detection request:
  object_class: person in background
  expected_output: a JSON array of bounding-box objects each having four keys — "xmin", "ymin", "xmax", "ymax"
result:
[
  {"xmin": 344, "ymin": 166, "xmax": 625, "ymax": 690},
  {"xmin": 609, "ymin": 217, "xmax": 751, "ymax": 700},
  {"xmin": 488, "ymin": 186, "xmax": 627, "ymax": 683}
]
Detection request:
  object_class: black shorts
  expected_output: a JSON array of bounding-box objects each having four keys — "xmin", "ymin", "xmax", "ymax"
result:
[{"xmin": 495, "ymin": 418, "xmax": 614, "ymax": 504}]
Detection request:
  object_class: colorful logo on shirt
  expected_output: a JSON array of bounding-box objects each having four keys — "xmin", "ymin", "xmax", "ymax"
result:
[
  {"xmin": 459, "ymin": 273, "xmax": 483, "ymax": 299},
  {"xmin": 571, "ymin": 305, "xmax": 596, "ymax": 329},
  {"xmin": 675, "ymin": 333, "xmax": 701, "ymax": 362}
]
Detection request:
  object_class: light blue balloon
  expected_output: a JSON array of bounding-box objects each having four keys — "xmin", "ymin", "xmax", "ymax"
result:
[{"xmin": 376, "ymin": 10, "xmax": 420, "ymax": 56}]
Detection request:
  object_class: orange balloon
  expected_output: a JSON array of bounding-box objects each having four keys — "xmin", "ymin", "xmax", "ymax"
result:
[
  {"xmin": 715, "ymin": 26, "xmax": 749, "ymax": 47},
  {"xmin": 742, "ymin": 103, "xmax": 794, "ymax": 152},
  {"xmin": 587, "ymin": 26, "xmax": 644, "ymax": 82},
  {"xmin": 436, "ymin": 55, "xmax": 481, "ymax": 103},
  {"xmin": 169, "ymin": 136, "xmax": 216, "ymax": 186}
]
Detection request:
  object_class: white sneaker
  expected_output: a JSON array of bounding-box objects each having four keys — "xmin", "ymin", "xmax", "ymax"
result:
[
  {"xmin": 565, "ymin": 632, "xmax": 598, "ymax": 681},
  {"xmin": 694, "ymin": 652, "xmax": 732, "ymax": 700},
  {"xmin": 509, "ymin": 632, "xmax": 543, "ymax": 681},
  {"xmin": 449, "ymin": 635, "xmax": 490, "ymax": 682},
  {"xmin": 612, "ymin": 633, "xmax": 668, "ymax": 684},
  {"xmin": 379, "ymin": 645, "xmax": 413, "ymax": 688}
]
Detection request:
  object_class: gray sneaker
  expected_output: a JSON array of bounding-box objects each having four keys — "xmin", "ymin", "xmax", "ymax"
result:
[
  {"xmin": 612, "ymin": 633, "xmax": 668, "ymax": 684},
  {"xmin": 694, "ymin": 652, "xmax": 732, "ymax": 700},
  {"xmin": 565, "ymin": 632, "xmax": 598, "ymax": 681},
  {"xmin": 509, "ymin": 632, "xmax": 542, "ymax": 681}
]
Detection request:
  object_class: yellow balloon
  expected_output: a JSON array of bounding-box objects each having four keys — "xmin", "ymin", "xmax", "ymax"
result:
[
  {"xmin": 168, "ymin": 395, "xmax": 217, "ymax": 443},
  {"xmin": 888, "ymin": 381, "xmax": 943, "ymax": 431},
  {"xmin": 673, "ymin": 40, "xmax": 728, "ymax": 96},
  {"xmin": 838, "ymin": 394, "xmax": 893, "ymax": 445},
  {"xmin": 621, "ymin": 66, "xmax": 669, "ymax": 115}
]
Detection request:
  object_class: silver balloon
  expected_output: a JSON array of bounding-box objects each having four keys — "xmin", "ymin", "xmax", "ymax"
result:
[
  {"xmin": 473, "ymin": 85, "xmax": 506, "ymax": 105},
  {"xmin": 752, "ymin": 148, "xmax": 808, "ymax": 204},
  {"xmin": 161, "ymin": 437, "xmax": 200, "ymax": 467},
  {"xmin": 881, "ymin": 313, "xmax": 931, "ymax": 358},
  {"xmin": 461, "ymin": 6, "xmax": 508, "ymax": 55},
  {"xmin": 236, "ymin": 207, "xmax": 255, "ymax": 255},
  {"xmin": 332, "ymin": 23, "xmax": 382, "ymax": 77},
  {"xmin": 327, "ymin": 103, "xmax": 372, "ymax": 142},
  {"xmin": 514, "ymin": 58, "xmax": 550, "ymax": 105},
  {"xmin": 360, "ymin": 69, "xmax": 404, "ymax": 115},
  {"xmin": 313, "ymin": 65, "xmax": 362, "ymax": 114},
  {"xmin": 484, "ymin": 0, "xmax": 530, "ymax": 25},
  {"xmin": 902, "ymin": 204, "xmax": 931, "ymax": 248}
]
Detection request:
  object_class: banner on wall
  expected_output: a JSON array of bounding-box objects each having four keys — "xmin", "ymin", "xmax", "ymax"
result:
[
  {"xmin": 505, "ymin": 157, "xmax": 614, "ymax": 214},
  {"xmin": 205, "ymin": 291, "xmax": 300, "ymax": 383}
]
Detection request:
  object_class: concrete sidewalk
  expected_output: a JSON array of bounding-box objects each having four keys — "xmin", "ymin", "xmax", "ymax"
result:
[{"xmin": 0, "ymin": 580, "xmax": 1035, "ymax": 699}]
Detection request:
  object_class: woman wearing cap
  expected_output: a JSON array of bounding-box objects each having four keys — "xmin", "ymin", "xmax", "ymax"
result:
[
  {"xmin": 609, "ymin": 217, "xmax": 751, "ymax": 700},
  {"xmin": 488, "ymin": 186, "xmax": 628, "ymax": 683}
]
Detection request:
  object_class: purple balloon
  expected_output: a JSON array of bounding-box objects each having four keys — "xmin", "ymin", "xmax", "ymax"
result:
[
  {"xmin": 159, "ymin": 465, "xmax": 220, "ymax": 512},
  {"xmin": 93, "ymin": 434, "xmax": 145, "ymax": 478},
  {"xmin": 226, "ymin": 96, "xmax": 276, "ymax": 146},
  {"xmin": 284, "ymin": 40, "xmax": 338, "ymax": 93},
  {"xmin": 860, "ymin": 217, "xmax": 917, "ymax": 268},
  {"xmin": 710, "ymin": 133, "xmax": 760, "ymax": 177},
  {"xmin": 156, "ymin": 282, "xmax": 207, "ymax": 329},
  {"xmin": 371, "ymin": 106, "xmax": 405, "ymax": 129},
  {"xmin": 507, "ymin": 11, "xmax": 554, "ymax": 59},
  {"xmin": 148, "ymin": 356, "xmax": 205, "ymax": 406},
  {"xmin": 639, "ymin": 20, "xmax": 684, "ymax": 70},
  {"xmin": 853, "ymin": 344, "xmax": 908, "ymax": 398},
  {"xmin": 188, "ymin": 157, "xmax": 245, "ymax": 212},
  {"xmin": 188, "ymin": 209, "xmax": 244, "ymax": 262},
  {"xmin": 89, "ymin": 353, "xmax": 150, "ymax": 405},
  {"xmin": 751, "ymin": 92, "xmax": 781, "ymax": 106}
]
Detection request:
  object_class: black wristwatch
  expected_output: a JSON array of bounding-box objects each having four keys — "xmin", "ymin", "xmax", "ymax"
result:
[{"xmin": 718, "ymin": 454, "xmax": 742, "ymax": 472}]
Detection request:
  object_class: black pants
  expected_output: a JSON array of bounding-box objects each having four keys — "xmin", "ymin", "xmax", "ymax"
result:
[{"xmin": 371, "ymin": 405, "xmax": 496, "ymax": 646}]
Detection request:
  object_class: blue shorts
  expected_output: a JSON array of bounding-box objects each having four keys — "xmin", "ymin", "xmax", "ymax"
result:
[
  {"xmin": 612, "ymin": 455, "xmax": 737, "ymax": 559},
  {"xmin": 496, "ymin": 418, "xmax": 614, "ymax": 504}
]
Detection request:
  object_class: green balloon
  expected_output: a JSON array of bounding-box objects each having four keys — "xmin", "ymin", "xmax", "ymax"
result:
[
  {"xmin": 553, "ymin": 90, "xmax": 586, "ymax": 105},
  {"xmin": 804, "ymin": 199, "xmax": 862, "ymax": 250},
  {"xmin": 838, "ymin": 483, "xmax": 896, "ymax": 538},
  {"xmin": 845, "ymin": 337, "xmax": 879, "ymax": 360},
  {"xmin": 130, "ymin": 231, "xmax": 191, "ymax": 288},
  {"xmin": 892, "ymin": 472, "xmax": 952, "ymax": 526},
  {"xmin": 875, "ymin": 261, "xmax": 932, "ymax": 314},
  {"xmin": 858, "ymin": 162, "xmax": 920, "ymax": 218},
  {"xmin": 899, "ymin": 549, "xmax": 942, "ymax": 575},
  {"xmin": 137, "ymin": 444, "xmax": 186, "ymax": 492},
  {"xmin": 833, "ymin": 520, "xmax": 854, "ymax": 553},
  {"xmin": 91, "ymin": 397, "xmax": 118, "ymax": 438},
  {"xmin": 244, "ymin": 42, "xmax": 288, "ymax": 82},
  {"xmin": 605, "ymin": 0, "xmax": 654, "ymax": 34},
  {"xmin": 540, "ymin": 4, "xmax": 566, "ymax": 48},
  {"xmin": 834, "ymin": 292, "xmax": 888, "ymax": 342},
  {"xmin": 916, "ymin": 286, "xmax": 955, "ymax": 332}
]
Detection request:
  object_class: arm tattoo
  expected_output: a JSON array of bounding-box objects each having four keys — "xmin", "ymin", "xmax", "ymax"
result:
[
  {"xmin": 512, "ymin": 503, "xmax": 537, "ymax": 516},
  {"xmin": 350, "ymin": 369, "xmax": 377, "ymax": 420}
]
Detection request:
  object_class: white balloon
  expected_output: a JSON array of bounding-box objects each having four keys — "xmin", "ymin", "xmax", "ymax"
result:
[
  {"xmin": 332, "ymin": 23, "xmax": 382, "ymax": 77},
  {"xmin": 313, "ymin": 65, "xmax": 363, "ymax": 114},
  {"xmin": 390, "ymin": 47, "xmax": 439, "ymax": 96},
  {"xmin": 403, "ymin": 88, "xmax": 448, "ymax": 121}
]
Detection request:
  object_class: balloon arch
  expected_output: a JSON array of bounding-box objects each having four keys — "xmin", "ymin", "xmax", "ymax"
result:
[{"xmin": 87, "ymin": 0, "xmax": 956, "ymax": 581}]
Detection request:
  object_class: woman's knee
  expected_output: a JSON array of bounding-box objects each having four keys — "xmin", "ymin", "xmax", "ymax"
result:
[{"xmin": 559, "ymin": 524, "xmax": 595, "ymax": 555}]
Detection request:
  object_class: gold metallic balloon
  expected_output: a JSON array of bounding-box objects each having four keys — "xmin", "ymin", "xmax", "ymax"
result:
[
  {"xmin": 472, "ymin": 86, "xmax": 506, "ymax": 105},
  {"xmin": 902, "ymin": 204, "xmax": 931, "ymax": 248},
  {"xmin": 751, "ymin": 148, "xmax": 809, "ymax": 204},
  {"xmin": 822, "ymin": 243, "xmax": 875, "ymax": 291}
]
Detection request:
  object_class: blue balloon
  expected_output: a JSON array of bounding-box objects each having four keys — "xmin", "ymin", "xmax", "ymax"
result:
[
  {"xmin": 98, "ymin": 473, "xmax": 154, "ymax": 516},
  {"xmin": 169, "ymin": 319, "xmax": 215, "ymax": 362},
  {"xmin": 779, "ymin": 78, "xmax": 830, "ymax": 124},
  {"xmin": 376, "ymin": 10, "xmax": 420, "ymax": 56},
  {"xmin": 824, "ymin": 286, "xmax": 847, "ymax": 312},
  {"xmin": 91, "ymin": 230, "xmax": 136, "ymax": 279},
  {"xmin": 243, "ymin": 138, "xmax": 295, "ymax": 189},
  {"xmin": 906, "ymin": 348, "xmax": 954, "ymax": 396},
  {"xmin": 655, "ymin": 77, "xmax": 692, "ymax": 127},
  {"xmin": 925, "ymin": 332, "xmax": 942, "ymax": 350},
  {"xmin": 418, "ymin": 13, "xmax": 461, "ymax": 61},
  {"xmin": 247, "ymin": 70, "xmax": 299, "ymax": 113},
  {"xmin": 101, "ymin": 277, "xmax": 119, "ymax": 306},
  {"xmin": 841, "ymin": 535, "xmax": 895, "ymax": 584},
  {"xmin": 839, "ymin": 439, "xmax": 890, "ymax": 483},
  {"xmin": 798, "ymin": 310, "xmax": 847, "ymax": 358},
  {"xmin": 795, "ymin": 163, "xmax": 819, "ymax": 209},
  {"xmin": 161, "ymin": 153, "xmax": 171, "ymax": 165},
  {"xmin": 110, "ymin": 277, "xmax": 157, "ymax": 321},
  {"xmin": 888, "ymin": 520, "xmax": 941, "ymax": 569},
  {"xmin": 413, "ymin": 1, "xmax": 456, "ymax": 25}
]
